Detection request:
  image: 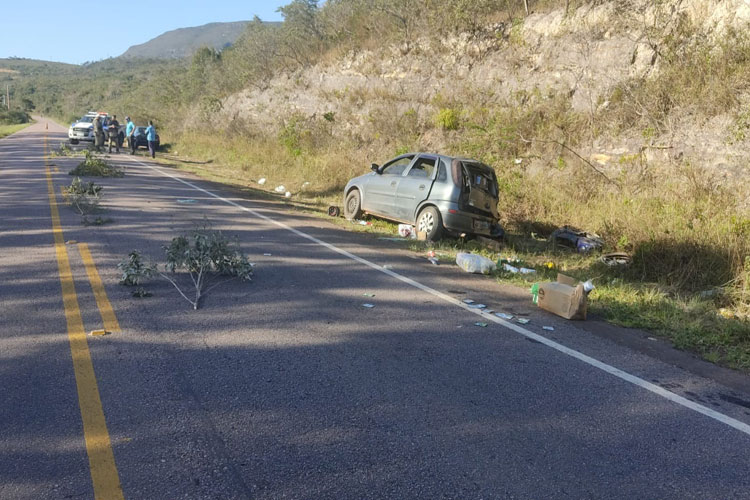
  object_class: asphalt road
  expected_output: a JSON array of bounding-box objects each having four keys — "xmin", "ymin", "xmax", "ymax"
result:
[{"xmin": 2, "ymin": 120, "xmax": 750, "ymax": 499}]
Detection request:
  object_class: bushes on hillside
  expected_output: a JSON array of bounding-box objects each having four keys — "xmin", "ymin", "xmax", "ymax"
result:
[{"xmin": 0, "ymin": 110, "xmax": 30, "ymax": 125}]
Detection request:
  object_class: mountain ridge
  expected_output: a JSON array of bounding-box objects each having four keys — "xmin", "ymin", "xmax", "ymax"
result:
[{"xmin": 120, "ymin": 21, "xmax": 254, "ymax": 60}]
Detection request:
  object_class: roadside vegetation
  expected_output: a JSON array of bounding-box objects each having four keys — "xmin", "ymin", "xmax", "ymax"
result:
[{"xmin": 4, "ymin": 0, "xmax": 749, "ymax": 369}]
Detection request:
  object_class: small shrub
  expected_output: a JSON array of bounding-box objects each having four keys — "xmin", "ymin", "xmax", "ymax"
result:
[
  {"xmin": 434, "ymin": 108, "xmax": 461, "ymax": 131},
  {"xmin": 118, "ymin": 250, "xmax": 156, "ymax": 286},
  {"xmin": 65, "ymin": 177, "xmax": 102, "ymax": 216},
  {"xmin": 69, "ymin": 151, "xmax": 123, "ymax": 177}
]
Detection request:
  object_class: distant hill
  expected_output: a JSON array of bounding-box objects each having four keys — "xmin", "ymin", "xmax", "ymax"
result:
[
  {"xmin": 0, "ymin": 57, "xmax": 78, "ymax": 76},
  {"xmin": 120, "ymin": 21, "xmax": 254, "ymax": 60}
]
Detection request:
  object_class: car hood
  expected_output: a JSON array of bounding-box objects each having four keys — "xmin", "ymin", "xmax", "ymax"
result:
[{"xmin": 71, "ymin": 121, "xmax": 93, "ymax": 129}]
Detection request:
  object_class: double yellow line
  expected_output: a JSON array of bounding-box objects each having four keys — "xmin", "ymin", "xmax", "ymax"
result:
[{"xmin": 44, "ymin": 133, "xmax": 125, "ymax": 499}]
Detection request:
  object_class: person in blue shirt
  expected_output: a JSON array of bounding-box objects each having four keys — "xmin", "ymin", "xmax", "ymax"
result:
[
  {"xmin": 145, "ymin": 121, "xmax": 157, "ymax": 159},
  {"xmin": 125, "ymin": 116, "xmax": 136, "ymax": 155}
]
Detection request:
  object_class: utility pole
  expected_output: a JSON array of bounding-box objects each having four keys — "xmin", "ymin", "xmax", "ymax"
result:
[{"xmin": 5, "ymin": 84, "xmax": 9, "ymax": 111}]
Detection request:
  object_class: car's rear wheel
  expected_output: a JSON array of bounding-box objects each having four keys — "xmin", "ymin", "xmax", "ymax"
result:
[
  {"xmin": 344, "ymin": 189, "xmax": 363, "ymax": 220},
  {"xmin": 417, "ymin": 206, "xmax": 443, "ymax": 241}
]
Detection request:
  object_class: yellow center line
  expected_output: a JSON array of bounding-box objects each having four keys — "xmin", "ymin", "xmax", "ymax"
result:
[
  {"xmin": 78, "ymin": 242, "xmax": 121, "ymax": 333},
  {"xmin": 44, "ymin": 136, "xmax": 125, "ymax": 500}
]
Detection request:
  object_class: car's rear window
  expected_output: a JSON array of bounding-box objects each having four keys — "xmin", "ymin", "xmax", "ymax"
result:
[{"xmin": 463, "ymin": 162, "xmax": 498, "ymax": 196}]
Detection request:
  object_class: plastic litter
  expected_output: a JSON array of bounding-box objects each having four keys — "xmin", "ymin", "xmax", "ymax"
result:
[
  {"xmin": 519, "ymin": 267, "xmax": 536, "ymax": 274},
  {"xmin": 542, "ymin": 326, "xmax": 555, "ymax": 331},
  {"xmin": 502, "ymin": 263, "xmax": 519, "ymax": 273},
  {"xmin": 398, "ymin": 224, "xmax": 417, "ymax": 239},
  {"xmin": 468, "ymin": 304, "xmax": 487, "ymax": 309},
  {"xmin": 363, "ymin": 293, "xmax": 375, "ymax": 297},
  {"xmin": 583, "ymin": 280, "xmax": 595, "ymax": 293},
  {"xmin": 516, "ymin": 318, "xmax": 530, "ymax": 325},
  {"xmin": 495, "ymin": 313, "xmax": 514, "ymax": 320},
  {"xmin": 463, "ymin": 299, "xmax": 475, "ymax": 304},
  {"xmin": 428, "ymin": 258, "xmax": 439, "ymax": 265},
  {"xmin": 258, "ymin": 178, "xmax": 267, "ymax": 185},
  {"xmin": 362, "ymin": 303, "xmax": 375, "ymax": 308},
  {"xmin": 263, "ymin": 253, "xmax": 272, "ymax": 256},
  {"xmin": 475, "ymin": 322, "xmax": 488, "ymax": 327},
  {"xmin": 302, "ymin": 181, "xmax": 310, "ymax": 187},
  {"xmin": 530, "ymin": 283, "xmax": 540, "ymax": 304},
  {"xmin": 285, "ymin": 191, "xmax": 292, "ymax": 198},
  {"xmin": 456, "ymin": 253, "xmax": 496, "ymax": 274},
  {"xmin": 176, "ymin": 199, "xmax": 196, "ymax": 204},
  {"xmin": 274, "ymin": 185, "xmax": 286, "ymax": 193},
  {"xmin": 354, "ymin": 220, "xmax": 372, "ymax": 226}
]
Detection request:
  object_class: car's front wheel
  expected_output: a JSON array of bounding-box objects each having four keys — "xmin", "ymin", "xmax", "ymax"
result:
[
  {"xmin": 416, "ymin": 206, "xmax": 443, "ymax": 241},
  {"xmin": 344, "ymin": 189, "xmax": 363, "ymax": 220}
]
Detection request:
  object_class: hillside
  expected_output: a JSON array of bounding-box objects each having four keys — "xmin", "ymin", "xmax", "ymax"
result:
[{"xmin": 120, "ymin": 21, "xmax": 252, "ymax": 59}]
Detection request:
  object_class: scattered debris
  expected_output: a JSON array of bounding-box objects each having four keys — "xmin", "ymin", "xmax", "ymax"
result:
[
  {"xmin": 263, "ymin": 253, "xmax": 272, "ymax": 256},
  {"xmin": 328, "ymin": 206, "xmax": 340, "ymax": 217},
  {"xmin": 550, "ymin": 226, "xmax": 603, "ymax": 253},
  {"xmin": 363, "ymin": 293, "xmax": 375, "ymax": 297},
  {"xmin": 362, "ymin": 303, "xmax": 375, "ymax": 308},
  {"xmin": 353, "ymin": 220, "xmax": 372, "ymax": 226},
  {"xmin": 257, "ymin": 178, "xmax": 267, "ymax": 185},
  {"xmin": 468, "ymin": 303, "xmax": 487, "ymax": 309},
  {"xmin": 502, "ymin": 263, "xmax": 520, "ymax": 273},
  {"xmin": 600, "ymin": 252, "xmax": 631, "ymax": 266},
  {"xmin": 516, "ymin": 318, "xmax": 530, "ymax": 325},
  {"xmin": 65, "ymin": 240, "xmax": 77, "ymax": 245},
  {"xmin": 542, "ymin": 326, "xmax": 555, "ymax": 331},
  {"xmin": 89, "ymin": 329, "xmax": 110, "ymax": 336},
  {"xmin": 176, "ymin": 199, "xmax": 196, "ymax": 204},
  {"xmin": 456, "ymin": 253, "xmax": 496, "ymax": 274},
  {"xmin": 302, "ymin": 182, "xmax": 310, "ymax": 188},
  {"xmin": 428, "ymin": 257, "xmax": 439, "ymax": 265},
  {"xmin": 536, "ymin": 274, "xmax": 591, "ymax": 320},
  {"xmin": 463, "ymin": 299, "xmax": 475, "ymax": 304},
  {"xmin": 495, "ymin": 313, "xmax": 514, "ymax": 320},
  {"xmin": 519, "ymin": 268, "xmax": 536, "ymax": 275},
  {"xmin": 285, "ymin": 191, "xmax": 292, "ymax": 198},
  {"xmin": 398, "ymin": 224, "xmax": 417, "ymax": 239},
  {"xmin": 514, "ymin": 158, "xmax": 523, "ymax": 165},
  {"xmin": 274, "ymin": 185, "xmax": 286, "ymax": 193},
  {"xmin": 382, "ymin": 264, "xmax": 393, "ymax": 270},
  {"xmin": 475, "ymin": 322, "xmax": 488, "ymax": 327}
]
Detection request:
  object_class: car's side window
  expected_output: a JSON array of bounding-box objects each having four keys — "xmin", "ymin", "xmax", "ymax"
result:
[
  {"xmin": 381, "ymin": 156, "xmax": 413, "ymax": 176},
  {"xmin": 407, "ymin": 157, "xmax": 436, "ymax": 178},
  {"xmin": 436, "ymin": 159, "xmax": 448, "ymax": 182}
]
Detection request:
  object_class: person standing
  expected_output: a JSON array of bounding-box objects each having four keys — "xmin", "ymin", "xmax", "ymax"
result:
[
  {"xmin": 125, "ymin": 116, "xmax": 136, "ymax": 155},
  {"xmin": 93, "ymin": 115, "xmax": 104, "ymax": 152},
  {"xmin": 108, "ymin": 115, "xmax": 120, "ymax": 153},
  {"xmin": 145, "ymin": 120, "xmax": 157, "ymax": 159}
]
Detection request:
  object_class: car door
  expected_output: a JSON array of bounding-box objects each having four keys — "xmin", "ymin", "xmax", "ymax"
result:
[
  {"xmin": 363, "ymin": 155, "xmax": 414, "ymax": 217},
  {"xmin": 394, "ymin": 155, "xmax": 438, "ymax": 222}
]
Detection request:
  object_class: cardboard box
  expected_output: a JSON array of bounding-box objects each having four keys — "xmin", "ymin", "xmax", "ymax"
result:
[{"xmin": 536, "ymin": 273, "xmax": 587, "ymax": 320}]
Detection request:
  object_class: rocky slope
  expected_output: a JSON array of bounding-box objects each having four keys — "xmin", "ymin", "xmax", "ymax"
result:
[{"xmin": 218, "ymin": 0, "xmax": 750, "ymax": 188}]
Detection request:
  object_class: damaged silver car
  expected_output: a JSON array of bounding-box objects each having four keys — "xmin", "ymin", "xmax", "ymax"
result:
[{"xmin": 343, "ymin": 153, "xmax": 501, "ymax": 241}]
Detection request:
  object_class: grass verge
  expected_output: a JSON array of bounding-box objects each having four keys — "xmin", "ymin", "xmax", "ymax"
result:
[{"xmin": 0, "ymin": 122, "xmax": 33, "ymax": 139}]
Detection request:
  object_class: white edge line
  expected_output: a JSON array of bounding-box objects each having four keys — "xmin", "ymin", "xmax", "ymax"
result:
[{"xmin": 126, "ymin": 156, "xmax": 750, "ymax": 438}]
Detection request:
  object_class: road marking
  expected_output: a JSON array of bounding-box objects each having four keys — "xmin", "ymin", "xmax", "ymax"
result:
[
  {"xmin": 46, "ymin": 144, "xmax": 124, "ymax": 499},
  {"xmin": 78, "ymin": 243, "xmax": 121, "ymax": 333},
  {"xmin": 126, "ymin": 156, "xmax": 750, "ymax": 438}
]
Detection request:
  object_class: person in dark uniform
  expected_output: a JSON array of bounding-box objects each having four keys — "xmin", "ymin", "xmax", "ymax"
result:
[
  {"xmin": 93, "ymin": 115, "xmax": 105, "ymax": 152},
  {"xmin": 108, "ymin": 115, "xmax": 120, "ymax": 153}
]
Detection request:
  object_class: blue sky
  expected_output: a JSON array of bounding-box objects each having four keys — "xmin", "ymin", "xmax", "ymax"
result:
[{"xmin": 1, "ymin": 0, "xmax": 290, "ymax": 64}]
